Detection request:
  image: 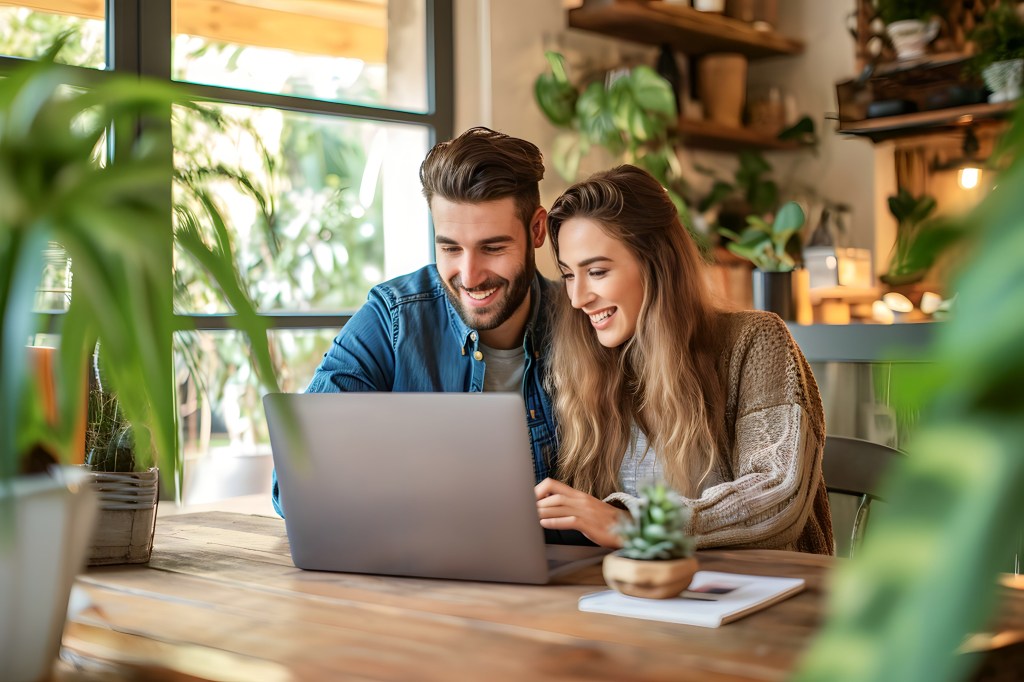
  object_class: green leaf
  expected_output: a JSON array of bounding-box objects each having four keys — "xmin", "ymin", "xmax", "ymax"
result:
[
  {"xmin": 772, "ymin": 201, "xmax": 806, "ymax": 236},
  {"xmin": 628, "ymin": 65, "xmax": 676, "ymax": 119}
]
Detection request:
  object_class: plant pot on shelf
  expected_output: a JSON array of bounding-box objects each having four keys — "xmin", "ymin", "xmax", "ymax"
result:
[
  {"xmin": 982, "ymin": 59, "xmax": 1024, "ymax": 103},
  {"xmin": 86, "ymin": 467, "xmax": 159, "ymax": 565},
  {"xmin": 752, "ymin": 269, "xmax": 794, "ymax": 321},
  {"xmin": 698, "ymin": 53, "xmax": 747, "ymax": 128},
  {"xmin": 885, "ymin": 18, "xmax": 939, "ymax": 61},
  {"xmin": 1, "ymin": 467, "xmax": 99, "ymax": 682},
  {"xmin": 603, "ymin": 553, "xmax": 699, "ymax": 599}
]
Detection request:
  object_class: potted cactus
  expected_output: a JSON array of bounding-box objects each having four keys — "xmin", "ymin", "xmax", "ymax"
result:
[
  {"xmin": 82, "ymin": 347, "xmax": 159, "ymax": 565},
  {"xmin": 602, "ymin": 482, "xmax": 698, "ymax": 599}
]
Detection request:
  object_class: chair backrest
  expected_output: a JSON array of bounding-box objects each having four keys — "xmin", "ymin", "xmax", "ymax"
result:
[{"xmin": 822, "ymin": 435, "xmax": 904, "ymax": 557}]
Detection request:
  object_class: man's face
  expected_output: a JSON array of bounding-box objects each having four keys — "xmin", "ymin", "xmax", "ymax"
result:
[{"xmin": 432, "ymin": 196, "xmax": 546, "ymax": 337}]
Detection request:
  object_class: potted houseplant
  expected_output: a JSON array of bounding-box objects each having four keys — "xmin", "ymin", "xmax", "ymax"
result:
[
  {"xmin": 82, "ymin": 348, "xmax": 159, "ymax": 565},
  {"xmin": 718, "ymin": 200, "xmax": 806, "ymax": 320},
  {"xmin": 602, "ymin": 482, "xmax": 698, "ymax": 600},
  {"xmin": 0, "ymin": 43, "xmax": 282, "ymax": 682},
  {"xmin": 967, "ymin": 2, "xmax": 1024, "ymax": 103},
  {"xmin": 694, "ymin": 118, "xmax": 816, "ymax": 237},
  {"xmin": 875, "ymin": 0, "xmax": 943, "ymax": 60},
  {"xmin": 880, "ymin": 187, "xmax": 938, "ymax": 288},
  {"xmin": 534, "ymin": 51, "xmax": 688, "ymax": 218}
]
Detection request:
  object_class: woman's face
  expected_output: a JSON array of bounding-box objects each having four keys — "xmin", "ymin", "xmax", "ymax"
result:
[{"xmin": 556, "ymin": 217, "xmax": 645, "ymax": 348}]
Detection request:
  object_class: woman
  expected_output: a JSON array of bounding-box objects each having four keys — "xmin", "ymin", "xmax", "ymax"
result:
[{"xmin": 535, "ymin": 165, "xmax": 833, "ymax": 555}]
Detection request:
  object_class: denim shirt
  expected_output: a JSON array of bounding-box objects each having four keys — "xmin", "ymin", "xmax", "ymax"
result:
[{"xmin": 271, "ymin": 265, "xmax": 559, "ymax": 516}]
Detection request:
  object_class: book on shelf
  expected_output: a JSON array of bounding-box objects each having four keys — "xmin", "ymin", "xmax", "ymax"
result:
[{"xmin": 578, "ymin": 570, "xmax": 806, "ymax": 628}]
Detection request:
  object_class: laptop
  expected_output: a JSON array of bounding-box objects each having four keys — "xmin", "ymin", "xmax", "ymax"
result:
[{"xmin": 264, "ymin": 392, "xmax": 610, "ymax": 584}]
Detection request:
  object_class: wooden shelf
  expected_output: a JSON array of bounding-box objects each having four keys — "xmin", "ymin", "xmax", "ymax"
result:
[
  {"xmin": 674, "ymin": 118, "xmax": 801, "ymax": 152},
  {"xmin": 837, "ymin": 101, "xmax": 1016, "ymax": 143},
  {"xmin": 568, "ymin": 0, "xmax": 803, "ymax": 59}
]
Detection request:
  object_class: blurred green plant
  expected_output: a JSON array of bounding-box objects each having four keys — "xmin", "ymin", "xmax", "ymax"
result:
[
  {"xmin": 0, "ymin": 40, "xmax": 282, "ymax": 489},
  {"xmin": 534, "ymin": 51, "xmax": 688, "ymax": 218},
  {"xmin": 965, "ymin": 1, "xmax": 1024, "ymax": 79},
  {"xmin": 793, "ymin": 97, "xmax": 1024, "ymax": 682},
  {"xmin": 615, "ymin": 482, "xmax": 695, "ymax": 561},
  {"xmin": 875, "ymin": 0, "xmax": 945, "ymax": 24},
  {"xmin": 880, "ymin": 187, "xmax": 949, "ymax": 286},
  {"xmin": 718, "ymin": 200, "xmax": 806, "ymax": 272}
]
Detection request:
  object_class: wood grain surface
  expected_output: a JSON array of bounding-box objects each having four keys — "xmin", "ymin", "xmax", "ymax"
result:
[{"xmin": 55, "ymin": 512, "xmax": 1022, "ymax": 682}]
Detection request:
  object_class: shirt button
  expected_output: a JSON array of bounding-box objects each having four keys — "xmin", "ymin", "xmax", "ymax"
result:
[
  {"xmin": 470, "ymin": 332, "xmax": 477, "ymax": 342},
  {"xmin": 473, "ymin": 350, "xmax": 484, "ymax": 361}
]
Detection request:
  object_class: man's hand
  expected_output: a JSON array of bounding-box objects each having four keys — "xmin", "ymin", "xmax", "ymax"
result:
[{"xmin": 534, "ymin": 478, "xmax": 627, "ymax": 548}]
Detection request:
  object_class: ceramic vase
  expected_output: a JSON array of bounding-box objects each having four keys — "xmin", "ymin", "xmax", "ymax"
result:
[
  {"xmin": 0, "ymin": 467, "xmax": 98, "ymax": 682},
  {"xmin": 698, "ymin": 53, "xmax": 747, "ymax": 127},
  {"xmin": 983, "ymin": 59, "xmax": 1023, "ymax": 103},
  {"xmin": 752, "ymin": 269, "xmax": 794, "ymax": 321},
  {"xmin": 885, "ymin": 18, "xmax": 939, "ymax": 61}
]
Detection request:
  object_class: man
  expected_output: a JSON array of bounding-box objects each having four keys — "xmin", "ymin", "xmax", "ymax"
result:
[{"xmin": 272, "ymin": 127, "xmax": 559, "ymax": 516}]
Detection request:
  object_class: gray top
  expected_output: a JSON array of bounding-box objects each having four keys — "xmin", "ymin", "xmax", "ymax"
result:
[
  {"xmin": 481, "ymin": 343, "xmax": 526, "ymax": 393},
  {"xmin": 618, "ymin": 427, "xmax": 664, "ymax": 497}
]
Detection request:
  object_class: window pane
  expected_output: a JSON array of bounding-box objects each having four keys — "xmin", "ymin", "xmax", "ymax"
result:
[
  {"xmin": 178, "ymin": 328, "xmax": 333, "ymax": 451},
  {"xmin": 176, "ymin": 328, "xmax": 336, "ymax": 502},
  {"xmin": 173, "ymin": 104, "xmax": 430, "ymax": 314},
  {"xmin": 0, "ymin": 2, "xmax": 105, "ymax": 68},
  {"xmin": 171, "ymin": 0, "xmax": 428, "ymax": 112}
]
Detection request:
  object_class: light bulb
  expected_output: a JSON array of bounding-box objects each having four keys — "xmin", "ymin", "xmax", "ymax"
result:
[{"xmin": 958, "ymin": 166, "xmax": 981, "ymax": 190}]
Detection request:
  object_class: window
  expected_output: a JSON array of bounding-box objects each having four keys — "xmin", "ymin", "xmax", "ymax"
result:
[{"xmin": 1, "ymin": 0, "xmax": 453, "ymax": 496}]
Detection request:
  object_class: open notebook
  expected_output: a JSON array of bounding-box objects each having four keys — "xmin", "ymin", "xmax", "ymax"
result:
[{"xmin": 578, "ymin": 571, "xmax": 806, "ymax": 627}]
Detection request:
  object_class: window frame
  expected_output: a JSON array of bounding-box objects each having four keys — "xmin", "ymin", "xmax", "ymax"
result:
[{"xmin": 2, "ymin": 0, "xmax": 454, "ymax": 331}]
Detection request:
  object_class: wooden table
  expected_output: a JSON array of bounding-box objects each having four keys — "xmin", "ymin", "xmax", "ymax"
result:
[{"xmin": 56, "ymin": 512, "xmax": 1023, "ymax": 682}]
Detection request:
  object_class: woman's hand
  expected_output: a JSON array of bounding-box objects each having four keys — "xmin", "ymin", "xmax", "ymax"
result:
[{"xmin": 534, "ymin": 478, "xmax": 627, "ymax": 548}]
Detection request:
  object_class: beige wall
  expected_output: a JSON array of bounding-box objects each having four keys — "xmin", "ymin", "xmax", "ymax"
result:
[{"xmin": 453, "ymin": 0, "xmax": 896, "ymax": 278}]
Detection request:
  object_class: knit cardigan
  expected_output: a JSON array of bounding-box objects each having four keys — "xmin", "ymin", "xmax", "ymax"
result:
[{"xmin": 607, "ymin": 310, "xmax": 834, "ymax": 555}]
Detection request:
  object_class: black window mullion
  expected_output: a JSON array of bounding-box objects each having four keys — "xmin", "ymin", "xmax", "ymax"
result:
[
  {"xmin": 178, "ymin": 82, "xmax": 444, "ymax": 128},
  {"xmin": 427, "ymin": 0, "xmax": 454, "ymax": 147}
]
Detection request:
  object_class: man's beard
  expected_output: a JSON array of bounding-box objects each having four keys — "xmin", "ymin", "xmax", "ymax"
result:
[{"xmin": 443, "ymin": 256, "xmax": 535, "ymax": 332}]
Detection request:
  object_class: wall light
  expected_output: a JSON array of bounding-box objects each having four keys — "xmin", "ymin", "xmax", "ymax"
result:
[{"xmin": 931, "ymin": 125, "xmax": 987, "ymax": 190}]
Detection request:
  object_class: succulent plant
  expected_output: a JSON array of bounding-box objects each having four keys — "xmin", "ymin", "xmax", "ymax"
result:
[{"xmin": 615, "ymin": 482, "xmax": 696, "ymax": 560}]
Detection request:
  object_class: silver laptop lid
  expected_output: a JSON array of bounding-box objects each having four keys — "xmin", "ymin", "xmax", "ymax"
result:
[{"xmin": 264, "ymin": 392, "xmax": 554, "ymax": 584}]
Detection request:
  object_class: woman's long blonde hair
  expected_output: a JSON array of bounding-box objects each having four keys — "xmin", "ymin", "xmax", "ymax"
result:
[{"xmin": 546, "ymin": 165, "xmax": 726, "ymax": 498}]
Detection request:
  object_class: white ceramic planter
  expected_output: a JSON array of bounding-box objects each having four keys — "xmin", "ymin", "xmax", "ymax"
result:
[
  {"xmin": 983, "ymin": 59, "xmax": 1024, "ymax": 103},
  {"xmin": 886, "ymin": 18, "xmax": 939, "ymax": 61},
  {"xmin": 0, "ymin": 467, "xmax": 98, "ymax": 682}
]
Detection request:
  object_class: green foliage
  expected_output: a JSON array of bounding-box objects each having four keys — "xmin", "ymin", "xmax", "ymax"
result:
[
  {"xmin": 881, "ymin": 187, "xmax": 939, "ymax": 285},
  {"xmin": 875, "ymin": 0, "xmax": 944, "ymax": 24},
  {"xmin": 966, "ymin": 2, "xmax": 1024, "ymax": 78},
  {"xmin": 534, "ymin": 51, "xmax": 688, "ymax": 219},
  {"xmin": 718, "ymin": 201, "xmax": 805, "ymax": 272},
  {"xmin": 697, "ymin": 149, "xmax": 778, "ymax": 217},
  {"xmin": 84, "ymin": 348, "xmax": 136, "ymax": 473},
  {"xmin": 615, "ymin": 482, "xmax": 695, "ymax": 561},
  {"xmin": 793, "ymin": 95, "xmax": 1024, "ymax": 682},
  {"xmin": 0, "ymin": 44, "xmax": 282, "ymax": 486},
  {"xmin": 0, "ymin": 7, "xmax": 103, "ymax": 68}
]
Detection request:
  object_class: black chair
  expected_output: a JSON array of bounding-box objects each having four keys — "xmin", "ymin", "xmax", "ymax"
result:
[{"xmin": 822, "ymin": 435, "xmax": 904, "ymax": 558}]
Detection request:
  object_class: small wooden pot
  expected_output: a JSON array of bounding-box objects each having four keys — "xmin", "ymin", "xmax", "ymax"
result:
[
  {"xmin": 602, "ymin": 553, "xmax": 699, "ymax": 599},
  {"xmin": 86, "ymin": 467, "xmax": 159, "ymax": 565}
]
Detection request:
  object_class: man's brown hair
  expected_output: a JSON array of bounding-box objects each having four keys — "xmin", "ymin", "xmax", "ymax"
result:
[{"xmin": 419, "ymin": 127, "xmax": 545, "ymax": 230}]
